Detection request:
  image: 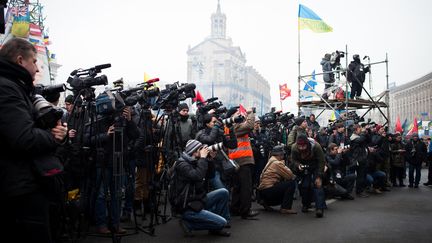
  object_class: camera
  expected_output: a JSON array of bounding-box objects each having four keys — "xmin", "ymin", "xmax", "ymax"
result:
[
  {"xmin": 198, "ymin": 97, "xmax": 223, "ymax": 114},
  {"xmin": 32, "ymin": 94, "xmax": 64, "ymax": 129},
  {"xmin": 208, "ymin": 142, "xmax": 223, "ymax": 152},
  {"xmin": 34, "ymin": 83, "xmax": 66, "ymax": 97},
  {"xmin": 221, "ymin": 115, "xmax": 244, "ymax": 126},
  {"xmin": 67, "ymin": 64, "xmax": 110, "ymax": 91},
  {"xmin": 153, "ymin": 82, "xmax": 196, "ymax": 110}
]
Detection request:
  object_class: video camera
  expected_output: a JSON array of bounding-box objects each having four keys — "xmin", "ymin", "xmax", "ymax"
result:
[
  {"xmin": 153, "ymin": 82, "xmax": 196, "ymax": 110},
  {"xmin": 198, "ymin": 97, "xmax": 223, "ymax": 114},
  {"xmin": 331, "ymin": 50, "xmax": 345, "ymax": 68},
  {"xmin": 67, "ymin": 64, "xmax": 110, "ymax": 91}
]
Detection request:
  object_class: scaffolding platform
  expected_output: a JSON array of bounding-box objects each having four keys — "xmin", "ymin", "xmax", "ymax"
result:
[{"xmin": 297, "ymin": 98, "xmax": 388, "ymax": 110}]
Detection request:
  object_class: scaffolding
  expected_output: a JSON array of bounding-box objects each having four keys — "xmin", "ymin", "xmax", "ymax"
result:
[{"xmin": 297, "ymin": 45, "xmax": 390, "ymax": 126}]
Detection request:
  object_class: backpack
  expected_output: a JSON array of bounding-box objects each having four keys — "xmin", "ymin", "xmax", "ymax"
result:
[{"xmin": 167, "ymin": 161, "xmax": 190, "ymax": 215}]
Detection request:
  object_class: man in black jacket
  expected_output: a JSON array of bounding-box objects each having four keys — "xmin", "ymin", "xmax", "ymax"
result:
[
  {"xmin": 406, "ymin": 133, "xmax": 427, "ymax": 188},
  {"xmin": 0, "ymin": 38, "xmax": 67, "ymax": 242},
  {"xmin": 171, "ymin": 140, "xmax": 230, "ymax": 237},
  {"xmin": 347, "ymin": 54, "xmax": 370, "ymax": 99}
]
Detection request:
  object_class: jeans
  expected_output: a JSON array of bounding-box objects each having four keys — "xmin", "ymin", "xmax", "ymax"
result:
[
  {"xmin": 259, "ymin": 180, "xmax": 296, "ymax": 209},
  {"xmin": 409, "ymin": 163, "xmax": 422, "ymax": 186},
  {"xmin": 299, "ymin": 174, "xmax": 326, "ymax": 209},
  {"xmin": 182, "ymin": 188, "xmax": 229, "ymax": 231},
  {"xmin": 95, "ymin": 168, "xmax": 120, "ymax": 228},
  {"xmin": 366, "ymin": 170, "xmax": 386, "ymax": 188},
  {"xmin": 209, "ymin": 171, "xmax": 225, "ymax": 190}
]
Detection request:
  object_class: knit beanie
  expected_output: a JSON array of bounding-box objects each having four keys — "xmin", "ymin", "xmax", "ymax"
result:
[
  {"xmin": 271, "ymin": 145, "xmax": 285, "ymax": 156},
  {"xmin": 185, "ymin": 139, "xmax": 203, "ymax": 155},
  {"xmin": 178, "ymin": 103, "xmax": 189, "ymax": 111},
  {"xmin": 295, "ymin": 117, "xmax": 305, "ymax": 126},
  {"xmin": 65, "ymin": 95, "xmax": 74, "ymax": 104}
]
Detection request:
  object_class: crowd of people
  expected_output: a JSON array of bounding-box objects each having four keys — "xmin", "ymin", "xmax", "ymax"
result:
[{"xmin": 1, "ymin": 37, "xmax": 431, "ymax": 242}]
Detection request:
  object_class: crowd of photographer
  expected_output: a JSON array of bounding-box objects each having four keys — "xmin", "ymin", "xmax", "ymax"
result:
[{"xmin": 1, "ymin": 38, "xmax": 432, "ymax": 242}]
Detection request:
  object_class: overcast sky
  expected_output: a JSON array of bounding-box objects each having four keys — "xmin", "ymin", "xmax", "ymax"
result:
[{"xmin": 43, "ymin": 0, "xmax": 432, "ymax": 113}]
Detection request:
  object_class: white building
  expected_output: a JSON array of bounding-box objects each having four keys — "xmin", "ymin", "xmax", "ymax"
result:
[{"xmin": 186, "ymin": 1, "xmax": 270, "ymax": 114}]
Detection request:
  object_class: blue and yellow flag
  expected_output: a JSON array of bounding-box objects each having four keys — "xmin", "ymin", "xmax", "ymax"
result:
[{"xmin": 298, "ymin": 4, "xmax": 333, "ymax": 33}]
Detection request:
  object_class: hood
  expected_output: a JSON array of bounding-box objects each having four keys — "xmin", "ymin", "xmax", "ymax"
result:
[
  {"xmin": 320, "ymin": 59, "xmax": 328, "ymax": 65},
  {"xmin": 0, "ymin": 57, "xmax": 34, "ymax": 95}
]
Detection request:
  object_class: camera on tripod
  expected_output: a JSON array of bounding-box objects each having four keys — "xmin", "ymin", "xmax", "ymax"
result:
[
  {"xmin": 153, "ymin": 82, "xmax": 196, "ymax": 110},
  {"xmin": 331, "ymin": 50, "xmax": 345, "ymax": 67},
  {"xmin": 198, "ymin": 97, "xmax": 223, "ymax": 114},
  {"xmin": 67, "ymin": 63, "xmax": 110, "ymax": 91}
]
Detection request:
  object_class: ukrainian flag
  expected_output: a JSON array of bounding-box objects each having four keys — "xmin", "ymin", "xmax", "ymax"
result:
[{"xmin": 298, "ymin": 4, "xmax": 333, "ymax": 33}]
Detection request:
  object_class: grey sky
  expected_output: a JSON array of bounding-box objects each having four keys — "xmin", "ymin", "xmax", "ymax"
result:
[{"xmin": 43, "ymin": 0, "xmax": 432, "ymax": 113}]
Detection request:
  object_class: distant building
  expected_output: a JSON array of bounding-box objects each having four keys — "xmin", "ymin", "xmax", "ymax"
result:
[
  {"xmin": 389, "ymin": 72, "xmax": 432, "ymax": 127},
  {"xmin": 186, "ymin": 1, "xmax": 270, "ymax": 114}
]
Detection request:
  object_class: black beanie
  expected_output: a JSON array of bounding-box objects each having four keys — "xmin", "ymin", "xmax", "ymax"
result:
[
  {"xmin": 65, "ymin": 95, "xmax": 74, "ymax": 103},
  {"xmin": 226, "ymin": 106, "xmax": 239, "ymax": 118},
  {"xmin": 178, "ymin": 103, "xmax": 189, "ymax": 111},
  {"xmin": 295, "ymin": 117, "xmax": 305, "ymax": 126}
]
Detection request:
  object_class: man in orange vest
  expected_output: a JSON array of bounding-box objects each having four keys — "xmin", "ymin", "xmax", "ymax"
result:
[{"xmin": 227, "ymin": 107, "xmax": 259, "ymax": 219}]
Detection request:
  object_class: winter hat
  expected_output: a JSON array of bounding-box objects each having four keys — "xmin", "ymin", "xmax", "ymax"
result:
[
  {"xmin": 411, "ymin": 133, "xmax": 419, "ymax": 138},
  {"xmin": 65, "ymin": 95, "xmax": 74, "ymax": 104},
  {"xmin": 271, "ymin": 145, "xmax": 285, "ymax": 156},
  {"xmin": 295, "ymin": 117, "xmax": 305, "ymax": 126},
  {"xmin": 226, "ymin": 106, "xmax": 239, "ymax": 118},
  {"xmin": 296, "ymin": 134, "xmax": 309, "ymax": 146},
  {"xmin": 185, "ymin": 139, "xmax": 203, "ymax": 155},
  {"xmin": 375, "ymin": 124, "xmax": 383, "ymax": 131},
  {"xmin": 178, "ymin": 103, "xmax": 189, "ymax": 111}
]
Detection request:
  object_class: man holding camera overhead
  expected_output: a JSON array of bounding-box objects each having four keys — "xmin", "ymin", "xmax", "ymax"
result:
[
  {"xmin": 0, "ymin": 38, "xmax": 67, "ymax": 242},
  {"xmin": 227, "ymin": 107, "xmax": 259, "ymax": 219}
]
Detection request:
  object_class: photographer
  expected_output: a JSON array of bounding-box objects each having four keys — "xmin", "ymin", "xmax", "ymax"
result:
[
  {"xmin": 250, "ymin": 120, "xmax": 270, "ymax": 187},
  {"xmin": 347, "ymin": 54, "xmax": 370, "ymax": 99},
  {"xmin": 228, "ymin": 107, "xmax": 259, "ymax": 219},
  {"xmin": 177, "ymin": 103, "xmax": 197, "ymax": 149},
  {"xmin": 290, "ymin": 134, "xmax": 326, "ymax": 218},
  {"xmin": 0, "ymin": 38, "xmax": 67, "ymax": 242},
  {"xmin": 171, "ymin": 140, "xmax": 230, "ymax": 237},
  {"xmin": 307, "ymin": 114, "xmax": 320, "ymax": 134},
  {"xmin": 390, "ymin": 133, "xmax": 406, "ymax": 187},
  {"xmin": 350, "ymin": 124, "xmax": 370, "ymax": 197},
  {"xmin": 85, "ymin": 105, "xmax": 139, "ymax": 234},
  {"xmin": 287, "ymin": 116, "xmax": 308, "ymax": 149},
  {"xmin": 405, "ymin": 133, "xmax": 427, "ymax": 188},
  {"xmin": 195, "ymin": 113, "xmax": 237, "ymax": 189},
  {"xmin": 258, "ymin": 145, "xmax": 297, "ymax": 214},
  {"xmin": 326, "ymin": 143, "xmax": 356, "ymax": 200},
  {"xmin": 320, "ymin": 53, "xmax": 335, "ymax": 99}
]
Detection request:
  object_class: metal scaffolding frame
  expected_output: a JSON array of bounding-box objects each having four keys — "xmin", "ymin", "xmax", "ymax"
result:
[{"xmin": 297, "ymin": 45, "xmax": 390, "ymax": 126}]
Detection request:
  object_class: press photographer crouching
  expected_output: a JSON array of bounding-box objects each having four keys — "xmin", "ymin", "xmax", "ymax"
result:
[
  {"xmin": 0, "ymin": 38, "xmax": 67, "ymax": 242},
  {"xmin": 170, "ymin": 140, "xmax": 230, "ymax": 237},
  {"xmin": 258, "ymin": 145, "xmax": 297, "ymax": 214},
  {"xmin": 290, "ymin": 134, "xmax": 326, "ymax": 218}
]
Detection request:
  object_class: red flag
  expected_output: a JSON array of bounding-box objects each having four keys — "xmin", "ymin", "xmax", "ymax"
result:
[
  {"xmin": 29, "ymin": 23, "xmax": 42, "ymax": 36},
  {"xmin": 279, "ymin": 83, "xmax": 291, "ymax": 100},
  {"xmin": 239, "ymin": 104, "xmax": 247, "ymax": 117},
  {"xmin": 395, "ymin": 116, "xmax": 403, "ymax": 133},
  {"xmin": 193, "ymin": 90, "xmax": 205, "ymax": 103},
  {"xmin": 407, "ymin": 117, "xmax": 418, "ymax": 136}
]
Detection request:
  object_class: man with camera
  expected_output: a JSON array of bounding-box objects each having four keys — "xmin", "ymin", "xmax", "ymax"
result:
[
  {"xmin": 405, "ymin": 133, "xmax": 427, "ymax": 188},
  {"xmin": 290, "ymin": 134, "xmax": 326, "ymax": 218},
  {"xmin": 177, "ymin": 103, "xmax": 197, "ymax": 149},
  {"xmin": 258, "ymin": 145, "xmax": 297, "ymax": 214},
  {"xmin": 196, "ymin": 113, "xmax": 237, "ymax": 189},
  {"xmin": 347, "ymin": 54, "xmax": 370, "ymax": 99},
  {"xmin": 326, "ymin": 143, "xmax": 356, "ymax": 200},
  {"xmin": 0, "ymin": 38, "xmax": 67, "ymax": 242},
  {"xmin": 320, "ymin": 53, "xmax": 335, "ymax": 99},
  {"xmin": 170, "ymin": 140, "xmax": 230, "ymax": 237},
  {"xmin": 227, "ymin": 107, "xmax": 259, "ymax": 219},
  {"xmin": 287, "ymin": 116, "xmax": 308, "ymax": 149}
]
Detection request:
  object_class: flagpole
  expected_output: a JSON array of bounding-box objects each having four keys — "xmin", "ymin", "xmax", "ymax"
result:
[{"xmin": 297, "ymin": 9, "xmax": 301, "ymax": 116}]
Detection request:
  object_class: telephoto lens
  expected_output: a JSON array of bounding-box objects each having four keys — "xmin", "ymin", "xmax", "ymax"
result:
[
  {"xmin": 221, "ymin": 115, "xmax": 244, "ymax": 126},
  {"xmin": 208, "ymin": 142, "xmax": 223, "ymax": 152}
]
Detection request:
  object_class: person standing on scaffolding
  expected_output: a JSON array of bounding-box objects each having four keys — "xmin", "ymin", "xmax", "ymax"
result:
[
  {"xmin": 347, "ymin": 54, "xmax": 370, "ymax": 99},
  {"xmin": 320, "ymin": 53, "xmax": 335, "ymax": 99}
]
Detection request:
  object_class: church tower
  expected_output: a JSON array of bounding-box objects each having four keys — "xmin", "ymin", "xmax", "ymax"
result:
[{"xmin": 211, "ymin": 0, "xmax": 226, "ymax": 39}]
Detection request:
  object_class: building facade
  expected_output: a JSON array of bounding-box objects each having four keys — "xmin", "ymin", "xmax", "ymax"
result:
[
  {"xmin": 186, "ymin": 2, "xmax": 270, "ymax": 114},
  {"xmin": 389, "ymin": 72, "xmax": 432, "ymax": 127}
]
